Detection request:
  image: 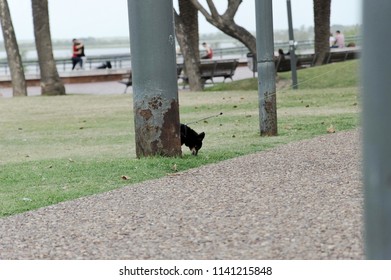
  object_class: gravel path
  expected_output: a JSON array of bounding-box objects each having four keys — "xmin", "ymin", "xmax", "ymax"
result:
[{"xmin": 0, "ymin": 129, "xmax": 364, "ymax": 259}]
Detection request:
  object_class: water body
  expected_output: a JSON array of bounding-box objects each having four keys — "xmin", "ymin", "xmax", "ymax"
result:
[
  {"xmin": 0, "ymin": 41, "xmax": 241, "ymax": 61},
  {"xmin": 0, "ymin": 47, "xmax": 131, "ymax": 61}
]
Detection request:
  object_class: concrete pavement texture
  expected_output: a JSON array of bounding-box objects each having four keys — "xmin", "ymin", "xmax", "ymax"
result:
[{"xmin": 0, "ymin": 129, "xmax": 364, "ymax": 259}]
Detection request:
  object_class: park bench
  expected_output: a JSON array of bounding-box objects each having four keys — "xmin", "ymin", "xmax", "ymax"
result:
[
  {"xmin": 180, "ymin": 59, "xmax": 239, "ymax": 87},
  {"xmin": 297, "ymin": 54, "xmax": 317, "ymax": 68},
  {"xmin": 209, "ymin": 59, "xmax": 239, "ymax": 82},
  {"xmin": 275, "ymin": 48, "xmax": 360, "ymax": 72},
  {"xmin": 274, "ymin": 56, "xmax": 303, "ymax": 72},
  {"xmin": 275, "ymin": 57, "xmax": 291, "ymax": 72},
  {"xmin": 248, "ymin": 48, "xmax": 360, "ymax": 76},
  {"xmin": 322, "ymin": 49, "xmax": 359, "ymax": 64},
  {"xmin": 119, "ymin": 71, "xmax": 132, "ymax": 93},
  {"xmin": 120, "ymin": 65, "xmax": 183, "ymax": 93}
]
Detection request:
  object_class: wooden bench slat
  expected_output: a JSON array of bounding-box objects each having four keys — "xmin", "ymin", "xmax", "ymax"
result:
[
  {"xmin": 180, "ymin": 59, "xmax": 239, "ymax": 87},
  {"xmin": 119, "ymin": 71, "xmax": 132, "ymax": 93}
]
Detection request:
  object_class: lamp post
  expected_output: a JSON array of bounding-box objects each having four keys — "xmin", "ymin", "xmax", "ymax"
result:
[
  {"xmin": 362, "ymin": 0, "xmax": 391, "ymax": 259},
  {"xmin": 286, "ymin": 0, "xmax": 298, "ymax": 89},
  {"xmin": 255, "ymin": 0, "xmax": 277, "ymax": 136},
  {"xmin": 127, "ymin": 0, "xmax": 181, "ymax": 157}
]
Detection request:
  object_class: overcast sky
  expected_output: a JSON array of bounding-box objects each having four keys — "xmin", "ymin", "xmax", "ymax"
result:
[{"xmin": 4, "ymin": 0, "xmax": 362, "ymax": 41}]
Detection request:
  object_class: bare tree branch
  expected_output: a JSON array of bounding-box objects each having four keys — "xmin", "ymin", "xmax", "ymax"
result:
[
  {"xmin": 189, "ymin": 0, "xmax": 256, "ymax": 55},
  {"xmin": 189, "ymin": 0, "xmax": 214, "ymax": 22},
  {"xmin": 206, "ymin": 0, "xmax": 220, "ymax": 19},
  {"xmin": 223, "ymin": 0, "xmax": 242, "ymax": 19}
]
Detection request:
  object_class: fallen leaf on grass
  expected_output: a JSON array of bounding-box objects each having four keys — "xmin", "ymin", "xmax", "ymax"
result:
[{"xmin": 327, "ymin": 125, "xmax": 336, "ymax": 133}]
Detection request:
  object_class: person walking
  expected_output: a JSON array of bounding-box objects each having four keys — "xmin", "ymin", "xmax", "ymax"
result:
[{"xmin": 71, "ymin": 39, "xmax": 84, "ymax": 70}]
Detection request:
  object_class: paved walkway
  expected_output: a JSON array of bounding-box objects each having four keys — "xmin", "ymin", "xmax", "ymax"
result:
[
  {"xmin": 0, "ymin": 66, "xmax": 256, "ymax": 97},
  {"xmin": 0, "ymin": 129, "xmax": 363, "ymax": 259}
]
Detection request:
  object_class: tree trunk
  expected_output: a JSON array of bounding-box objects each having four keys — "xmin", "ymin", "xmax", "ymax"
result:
[
  {"xmin": 31, "ymin": 0, "xmax": 65, "ymax": 95},
  {"xmin": 179, "ymin": 0, "xmax": 199, "ymax": 61},
  {"xmin": 0, "ymin": 0, "xmax": 27, "ymax": 97},
  {"xmin": 174, "ymin": 0, "xmax": 203, "ymax": 91},
  {"xmin": 313, "ymin": 0, "xmax": 331, "ymax": 65}
]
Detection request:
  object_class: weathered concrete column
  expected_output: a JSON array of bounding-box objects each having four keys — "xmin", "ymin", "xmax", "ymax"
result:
[
  {"xmin": 127, "ymin": 0, "xmax": 181, "ymax": 157},
  {"xmin": 255, "ymin": 0, "xmax": 277, "ymax": 136}
]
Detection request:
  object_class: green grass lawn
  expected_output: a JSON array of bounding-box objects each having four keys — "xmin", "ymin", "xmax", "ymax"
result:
[
  {"xmin": 205, "ymin": 59, "xmax": 359, "ymax": 91},
  {"xmin": 0, "ymin": 60, "xmax": 360, "ymax": 217}
]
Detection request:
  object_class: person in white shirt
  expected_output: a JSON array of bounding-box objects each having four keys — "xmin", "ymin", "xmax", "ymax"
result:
[{"xmin": 332, "ymin": 30, "xmax": 345, "ymax": 48}]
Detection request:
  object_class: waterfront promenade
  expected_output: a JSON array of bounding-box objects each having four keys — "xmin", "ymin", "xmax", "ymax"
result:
[{"xmin": 0, "ymin": 65, "xmax": 255, "ymax": 98}]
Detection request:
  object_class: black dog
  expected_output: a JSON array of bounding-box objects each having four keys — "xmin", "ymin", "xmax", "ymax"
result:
[{"xmin": 180, "ymin": 124, "xmax": 205, "ymax": 156}]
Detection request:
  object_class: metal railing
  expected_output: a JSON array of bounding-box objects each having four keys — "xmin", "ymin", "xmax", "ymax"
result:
[{"xmin": 0, "ymin": 54, "xmax": 132, "ymax": 75}]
